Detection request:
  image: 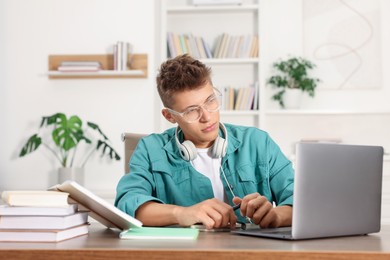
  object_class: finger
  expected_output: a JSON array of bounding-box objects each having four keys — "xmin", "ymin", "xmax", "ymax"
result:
[
  {"xmin": 259, "ymin": 209, "xmax": 277, "ymax": 228},
  {"xmin": 240, "ymin": 193, "xmax": 261, "ymax": 216},
  {"xmin": 232, "ymin": 196, "xmax": 242, "ymax": 205},
  {"xmin": 205, "ymin": 205, "xmax": 227, "ymax": 228},
  {"xmin": 252, "ymin": 202, "xmax": 273, "ymax": 225},
  {"xmin": 229, "ymin": 210, "xmax": 238, "ymax": 228},
  {"xmin": 246, "ymin": 196, "xmax": 268, "ymax": 218},
  {"xmin": 213, "ymin": 202, "xmax": 237, "ymax": 228},
  {"xmin": 198, "ymin": 212, "xmax": 216, "ymax": 230}
]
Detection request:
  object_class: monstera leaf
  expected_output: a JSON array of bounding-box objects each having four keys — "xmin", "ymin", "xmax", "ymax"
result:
[
  {"xmin": 19, "ymin": 134, "xmax": 42, "ymax": 157},
  {"xmin": 49, "ymin": 114, "xmax": 89, "ymax": 151},
  {"xmin": 96, "ymin": 140, "xmax": 121, "ymax": 160}
]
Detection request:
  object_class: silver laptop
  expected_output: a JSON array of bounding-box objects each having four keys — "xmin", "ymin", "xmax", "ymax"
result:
[{"xmin": 233, "ymin": 142, "xmax": 384, "ymax": 240}]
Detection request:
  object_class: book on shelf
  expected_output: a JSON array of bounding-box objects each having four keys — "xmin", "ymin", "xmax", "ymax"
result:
[
  {"xmin": 119, "ymin": 226, "xmax": 199, "ymax": 240},
  {"xmin": 202, "ymin": 38, "xmax": 213, "ymax": 58},
  {"xmin": 0, "ymin": 211, "xmax": 89, "ymax": 229},
  {"xmin": 167, "ymin": 32, "xmax": 176, "ymax": 58},
  {"xmin": 57, "ymin": 66, "xmax": 101, "ymax": 72},
  {"xmin": 167, "ymin": 32, "xmax": 212, "ymax": 59},
  {"xmin": 57, "ymin": 61, "xmax": 102, "ymax": 72},
  {"xmin": 0, "ymin": 224, "xmax": 89, "ymax": 242},
  {"xmin": 113, "ymin": 41, "xmax": 133, "ymax": 71},
  {"xmin": 252, "ymin": 81, "xmax": 259, "ymax": 110},
  {"xmin": 0, "ymin": 204, "xmax": 78, "ymax": 216},
  {"xmin": 60, "ymin": 61, "xmax": 101, "ymax": 67},
  {"xmin": 222, "ymin": 84, "xmax": 257, "ymax": 111},
  {"xmin": 1, "ymin": 190, "xmax": 70, "ymax": 207}
]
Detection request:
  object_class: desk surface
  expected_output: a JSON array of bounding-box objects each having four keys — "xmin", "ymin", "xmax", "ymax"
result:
[{"xmin": 1, "ymin": 223, "xmax": 390, "ymax": 260}]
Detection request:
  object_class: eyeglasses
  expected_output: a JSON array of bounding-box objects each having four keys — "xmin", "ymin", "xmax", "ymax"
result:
[{"xmin": 166, "ymin": 89, "xmax": 222, "ymax": 123}]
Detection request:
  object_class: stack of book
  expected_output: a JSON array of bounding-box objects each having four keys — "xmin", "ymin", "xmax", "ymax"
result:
[
  {"xmin": 57, "ymin": 61, "xmax": 102, "ymax": 72},
  {"xmin": 0, "ymin": 190, "xmax": 89, "ymax": 242},
  {"xmin": 113, "ymin": 41, "xmax": 133, "ymax": 71}
]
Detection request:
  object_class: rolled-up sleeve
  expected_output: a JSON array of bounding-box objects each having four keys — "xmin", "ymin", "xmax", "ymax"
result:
[
  {"xmin": 115, "ymin": 139, "xmax": 164, "ymax": 217},
  {"xmin": 267, "ymin": 136, "xmax": 294, "ymax": 206}
]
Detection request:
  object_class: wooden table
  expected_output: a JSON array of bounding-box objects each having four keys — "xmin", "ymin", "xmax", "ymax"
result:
[{"xmin": 1, "ymin": 223, "xmax": 390, "ymax": 260}]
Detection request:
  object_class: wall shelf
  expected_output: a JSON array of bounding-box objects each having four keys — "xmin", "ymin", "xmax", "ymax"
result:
[{"xmin": 47, "ymin": 54, "xmax": 148, "ymax": 79}]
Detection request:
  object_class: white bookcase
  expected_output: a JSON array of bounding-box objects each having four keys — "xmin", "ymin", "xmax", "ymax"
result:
[{"xmin": 159, "ymin": 0, "xmax": 264, "ymax": 130}]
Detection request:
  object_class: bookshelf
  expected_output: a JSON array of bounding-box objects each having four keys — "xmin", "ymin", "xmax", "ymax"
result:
[
  {"xmin": 158, "ymin": 1, "xmax": 390, "ymax": 158},
  {"xmin": 48, "ymin": 54, "xmax": 148, "ymax": 79},
  {"xmin": 159, "ymin": 0, "xmax": 262, "ymax": 129}
]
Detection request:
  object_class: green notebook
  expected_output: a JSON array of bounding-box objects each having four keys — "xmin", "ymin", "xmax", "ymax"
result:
[{"xmin": 119, "ymin": 227, "xmax": 199, "ymax": 240}]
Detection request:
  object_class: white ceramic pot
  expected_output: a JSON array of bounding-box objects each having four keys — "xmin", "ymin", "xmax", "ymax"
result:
[
  {"xmin": 58, "ymin": 167, "xmax": 84, "ymax": 185},
  {"xmin": 283, "ymin": 88, "xmax": 302, "ymax": 109}
]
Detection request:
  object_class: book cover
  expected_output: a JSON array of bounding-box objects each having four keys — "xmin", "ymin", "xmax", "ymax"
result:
[
  {"xmin": 119, "ymin": 227, "xmax": 199, "ymax": 240},
  {"xmin": 0, "ymin": 204, "xmax": 78, "ymax": 216},
  {"xmin": 1, "ymin": 190, "xmax": 69, "ymax": 207},
  {"xmin": 0, "ymin": 224, "xmax": 89, "ymax": 242},
  {"xmin": 0, "ymin": 211, "xmax": 88, "ymax": 230}
]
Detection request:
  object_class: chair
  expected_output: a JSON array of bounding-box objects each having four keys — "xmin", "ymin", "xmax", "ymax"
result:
[{"xmin": 121, "ymin": 133, "xmax": 146, "ymax": 174}]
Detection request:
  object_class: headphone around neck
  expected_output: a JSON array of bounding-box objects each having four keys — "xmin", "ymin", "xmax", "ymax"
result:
[{"xmin": 175, "ymin": 123, "xmax": 228, "ymax": 161}]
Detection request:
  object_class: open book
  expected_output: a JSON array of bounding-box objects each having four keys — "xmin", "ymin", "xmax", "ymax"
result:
[{"xmin": 49, "ymin": 181, "xmax": 142, "ymax": 230}]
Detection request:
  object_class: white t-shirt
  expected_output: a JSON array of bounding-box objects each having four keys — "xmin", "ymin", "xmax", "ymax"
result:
[{"xmin": 190, "ymin": 148, "xmax": 225, "ymax": 201}]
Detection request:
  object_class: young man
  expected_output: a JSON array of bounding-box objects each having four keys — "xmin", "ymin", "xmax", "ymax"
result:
[{"xmin": 115, "ymin": 54, "xmax": 294, "ymax": 230}]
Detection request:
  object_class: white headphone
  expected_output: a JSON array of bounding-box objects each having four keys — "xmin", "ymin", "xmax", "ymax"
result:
[{"xmin": 175, "ymin": 123, "xmax": 228, "ymax": 161}]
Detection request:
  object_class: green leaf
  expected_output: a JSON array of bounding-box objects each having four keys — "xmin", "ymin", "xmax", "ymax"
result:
[
  {"xmin": 40, "ymin": 113, "xmax": 65, "ymax": 127},
  {"xmin": 19, "ymin": 134, "xmax": 42, "ymax": 157},
  {"xmin": 96, "ymin": 140, "xmax": 121, "ymax": 160},
  {"xmin": 87, "ymin": 122, "xmax": 108, "ymax": 140},
  {"xmin": 52, "ymin": 115, "xmax": 84, "ymax": 152}
]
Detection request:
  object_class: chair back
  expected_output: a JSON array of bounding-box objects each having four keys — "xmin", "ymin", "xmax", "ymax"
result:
[{"xmin": 121, "ymin": 133, "xmax": 146, "ymax": 174}]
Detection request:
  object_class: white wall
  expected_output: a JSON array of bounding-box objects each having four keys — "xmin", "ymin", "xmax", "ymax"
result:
[{"xmin": 0, "ymin": 0, "xmax": 158, "ymax": 192}]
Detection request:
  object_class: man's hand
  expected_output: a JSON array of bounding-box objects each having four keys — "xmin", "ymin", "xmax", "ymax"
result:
[
  {"xmin": 173, "ymin": 198, "xmax": 237, "ymax": 229},
  {"xmin": 232, "ymin": 193, "xmax": 292, "ymax": 228}
]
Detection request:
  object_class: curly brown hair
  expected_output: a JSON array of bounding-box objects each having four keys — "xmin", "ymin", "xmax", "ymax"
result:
[{"xmin": 156, "ymin": 54, "xmax": 212, "ymax": 108}]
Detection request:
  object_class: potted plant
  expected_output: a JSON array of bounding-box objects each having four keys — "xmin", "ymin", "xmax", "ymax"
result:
[
  {"xmin": 19, "ymin": 113, "xmax": 121, "ymax": 184},
  {"xmin": 267, "ymin": 56, "xmax": 320, "ymax": 109}
]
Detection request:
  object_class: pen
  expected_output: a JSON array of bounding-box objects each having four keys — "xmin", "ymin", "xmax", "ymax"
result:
[{"xmin": 232, "ymin": 203, "xmax": 241, "ymax": 211}]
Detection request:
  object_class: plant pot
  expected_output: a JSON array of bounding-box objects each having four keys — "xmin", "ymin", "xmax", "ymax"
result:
[
  {"xmin": 283, "ymin": 89, "xmax": 303, "ymax": 109},
  {"xmin": 58, "ymin": 167, "xmax": 84, "ymax": 185}
]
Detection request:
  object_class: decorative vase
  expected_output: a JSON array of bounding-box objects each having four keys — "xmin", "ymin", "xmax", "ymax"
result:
[
  {"xmin": 283, "ymin": 88, "xmax": 302, "ymax": 109},
  {"xmin": 58, "ymin": 167, "xmax": 85, "ymax": 185}
]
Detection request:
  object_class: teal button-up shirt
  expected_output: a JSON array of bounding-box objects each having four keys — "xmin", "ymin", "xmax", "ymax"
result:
[{"xmin": 115, "ymin": 124, "xmax": 294, "ymax": 223}]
